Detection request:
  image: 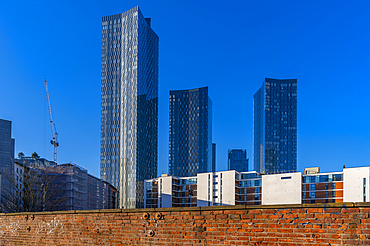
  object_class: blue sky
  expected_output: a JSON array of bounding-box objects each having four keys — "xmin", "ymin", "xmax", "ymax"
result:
[{"xmin": 1, "ymin": 0, "xmax": 369, "ymax": 178}]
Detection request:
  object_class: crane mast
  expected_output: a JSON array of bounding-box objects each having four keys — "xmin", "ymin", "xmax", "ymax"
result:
[{"xmin": 44, "ymin": 79, "xmax": 59, "ymax": 163}]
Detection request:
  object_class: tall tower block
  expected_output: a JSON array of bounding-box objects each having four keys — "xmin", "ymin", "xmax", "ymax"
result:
[
  {"xmin": 253, "ymin": 78, "xmax": 297, "ymax": 173},
  {"xmin": 169, "ymin": 87, "xmax": 212, "ymax": 177},
  {"xmin": 100, "ymin": 6, "xmax": 159, "ymax": 208}
]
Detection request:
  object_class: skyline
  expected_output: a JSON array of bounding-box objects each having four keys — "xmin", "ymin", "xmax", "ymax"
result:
[{"xmin": 1, "ymin": 1, "xmax": 370, "ymax": 178}]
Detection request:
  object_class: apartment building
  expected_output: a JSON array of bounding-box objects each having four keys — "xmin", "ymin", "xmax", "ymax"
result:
[{"xmin": 144, "ymin": 166, "xmax": 369, "ymax": 208}]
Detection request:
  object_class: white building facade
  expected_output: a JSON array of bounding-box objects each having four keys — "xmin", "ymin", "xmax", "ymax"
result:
[
  {"xmin": 145, "ymin": 170, "xmax": 261, "ymax": 208},
  {"xmin": 145, "ymin": 166, "xmax": 370, "ymax": 208}
]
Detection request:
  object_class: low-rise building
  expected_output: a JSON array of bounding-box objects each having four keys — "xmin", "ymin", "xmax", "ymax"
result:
[
  {"xmin": 302, "ymin": 169, "xmax": 343, "ymax": 204},
  {"xmin": 144, "ymin": 166, "xmax": 370, "ymax": 208},
  {"xmin": 43, "ymin": 163, "xmax": 119, "ymax": 210},
  {"xmin": 15, "ymin": 157, "xmax": 56, "ymax": 168},
  {"xmin": 145, "ymin": 170, "xmax": 261, "ymax": 208},
  {"xmin": 10, "ymin": 159, "xmax": 118, "ymax": 212}
]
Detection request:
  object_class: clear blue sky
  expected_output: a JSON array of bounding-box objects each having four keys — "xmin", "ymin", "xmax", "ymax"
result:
[{"xmin": 1, "ymin": 0, "xmax": 369, "ymax": 178}]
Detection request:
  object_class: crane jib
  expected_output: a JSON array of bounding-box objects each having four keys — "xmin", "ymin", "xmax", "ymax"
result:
[{"xmin": 44, "ymin": 79, "xmax": 59, "ymax": 164}]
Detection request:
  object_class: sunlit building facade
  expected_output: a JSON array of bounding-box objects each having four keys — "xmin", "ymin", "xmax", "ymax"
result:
[
  {"xmin": 144, "ymin": 170, "xmax": 261, "ymax": 208},
  {"xmin": 253, "ymin": 78, "xmax": 297, "ymax": 173},
  {"xmin": 100, "ymin": 6, "xmax": 159, "ymax": 208},
  {"xmin": 302, "ymin": 171, "xmax": 343, "ymax": 204},
  {"xmin": 168, "ymin": 87, "xmax": 212, "ymax": 177},
  {"xmin": 145, "ymin": 166, "xmax": 370, "ymax": 208}
]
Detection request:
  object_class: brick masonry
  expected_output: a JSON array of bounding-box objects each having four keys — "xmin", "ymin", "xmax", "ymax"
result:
[{"xmin": 0, "ymin": 203, "xmax": 369, "ymax": 245}]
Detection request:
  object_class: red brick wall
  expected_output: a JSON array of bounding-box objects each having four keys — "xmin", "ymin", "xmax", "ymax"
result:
[{"xmin": 0, "ymin": 203, "xmax": 369, "ymax": 245}]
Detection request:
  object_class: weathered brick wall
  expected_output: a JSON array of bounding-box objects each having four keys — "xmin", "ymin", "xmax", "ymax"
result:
[{"xmin": 0, "ymin": 203, "xmax": 369, "ymax": 245}]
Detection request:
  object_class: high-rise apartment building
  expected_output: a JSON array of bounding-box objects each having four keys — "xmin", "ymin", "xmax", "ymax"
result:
[
  {"xmin": 100, "ymin": 6, "xmax": 159, "ymax": 208},
  {"xmin": 253, "ymin": 78, "xmax": 297, "ymax": 173},
  {"xmin": 0, "ymin": 119, "xmax": 14, "ymax": 172},
  {"xmin": 0, "ymin": 119, "xmax": 15, "ymax": 200},
  {"xmin": 169, "ymin": 87, "xmax": 212, "ymax": 177},
  {"xmin": 228, "ymin": 149, "xmax": 249, "ymax": 172}
]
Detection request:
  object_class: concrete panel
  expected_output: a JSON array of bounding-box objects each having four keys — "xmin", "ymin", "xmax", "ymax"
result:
[
  {"xmin": 262, "ymin": 172, "xmax": 302, "ymax": 205},
  {"xmin": 344, "ymin": 167, "xmax": 370, "ymax": 202},
  {"xmin": 219, "ymin": 171, "xmax": 236, "ymax": 206},
  {"xmin": 197, "ymin": 173, "xmax": 210, "ymax": 207}
]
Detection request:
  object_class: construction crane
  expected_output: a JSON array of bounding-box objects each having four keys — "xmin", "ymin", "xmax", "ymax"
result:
[{"xmin": 44, "ymin": 79, "xmax": 59, "ymax": 163}]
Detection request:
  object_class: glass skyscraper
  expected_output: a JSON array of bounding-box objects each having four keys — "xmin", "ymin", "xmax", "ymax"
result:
[
  {"xmin": 0, "ymin": 119, "xmax": 15, "ymax": 203},
  {"xmin": 169, "ymin": 87, "xmax": 212, "ymax": 177},
  {"xmin": 212, "ymin": 143, "xmax": 216, "ymax": 172},
  {"xmin": 100, "ymin": 6, "xmax": 158, "ymax": 208},
  {"xmin": 228, "ymin": 149, "xmax": 249, "ymax": 172},
  {"xmin": 253, "ymin": 78, "xmax": 297, "ymax": 173},
  {"xmin": 0, "ymin": 119, "xmax": 14, "ymax": 173}
]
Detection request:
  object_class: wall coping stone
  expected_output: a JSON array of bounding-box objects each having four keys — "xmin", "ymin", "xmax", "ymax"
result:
[{"xmin": 1, "ymin": 202, "xmax": 369, "ymax": 216}]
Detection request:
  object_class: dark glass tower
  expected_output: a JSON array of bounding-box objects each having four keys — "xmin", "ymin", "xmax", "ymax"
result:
[
  {"xmin": 228, "ymin": 149, "xmax": 248, "ymax": 172},
  {"xmin": 169, "ymin": 87, "xmax": 212, "ymax": 177},
  {"xmin": 0, "ymin": 119, "xmax": 14, "ymax": 172},
  {"xmin": 0, "ymin": 119, "xmax": 15, "ymax": 204},
  {"xmin": 212, "ymin": 143, "xmax": 216, "ymax": 172},
  {"xmin": 253, "ymin": 78, "xmax": 297, "ymax": 173},
  {"xmin": 100, "ymin": 6, "xmax": 159, "ymax": 208}
]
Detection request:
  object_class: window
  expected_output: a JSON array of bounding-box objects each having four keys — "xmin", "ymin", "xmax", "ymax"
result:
[
  {"xmin": 242, "ymin": 173, "xmax": 258, "ymax": 179},
  {"xmin": 319, "ymin": 175, "xmax": 328, "ymax": 182},
  {"xmin": 364, "ymin": 178, "xmax": 366, "ymax": 202},
  {"xmin": 310, "ymin": 192, "xmax": 315, "ymax": 198},
  {"xmin": 333, "ymin": 174, "xmax": 343, "ymax": 181}
]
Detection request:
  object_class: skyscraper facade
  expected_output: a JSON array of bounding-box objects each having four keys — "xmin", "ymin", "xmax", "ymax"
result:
[
  {"xmin": 212, "ymin": 143, "xmax": 216, "ymax": 172},
  {"xmin": 169, "ymin": 87, "xmax": 212, "ymax": 177},
  {"xmin": 253, "ymin": 78, "xmax": 297, "ymax": 173},
  {"xmin": 0, "ymin": 119, "xmax": 14, "ymax": 173},
  {"xmin": 100, "ymin": 6, "xmax": 159, "ymax": 208},
  {"xmin": 0, "ymin": 119, "xmax": 15, "ymax": 204},
  {"xmin": 228, "ymin": 149, "xmax": 249, "ymax": 172}
]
